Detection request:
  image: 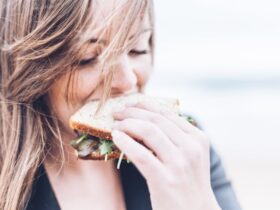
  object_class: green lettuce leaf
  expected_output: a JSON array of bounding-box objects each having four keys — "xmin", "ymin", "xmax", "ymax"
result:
[
  {"xmin": 178, "ymin": 114, "xmax": 197, "ymax": 126},
  {"xmin": 99, "ymin": 139, "xmax": 114, "ymax": 155}
]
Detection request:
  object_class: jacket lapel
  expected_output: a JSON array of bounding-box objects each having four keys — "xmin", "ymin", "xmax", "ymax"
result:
[
  {"xmin": 27, "ymin": 166, "xmax": 60, "ymax": 210},
  {"xmin": 119, "ymin": 161, "xmax": 152, "ymax": 210}
]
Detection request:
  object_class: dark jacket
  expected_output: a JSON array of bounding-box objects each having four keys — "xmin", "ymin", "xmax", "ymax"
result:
[{"xmin": 26, "ymin": 146, "xmax": 242, "ymax": 210}]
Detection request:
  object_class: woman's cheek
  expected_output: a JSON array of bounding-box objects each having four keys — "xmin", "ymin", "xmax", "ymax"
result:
[
  {"xmin": 75, "ymin": 68, "xmax": 102, "ymax": 101},
  {"xmin": 135, "ymin": 57, "xmax": 152, "ymax": 88},
  {"xmin": 47, "ymin": 70, "xmax": 99, "ymax": 134},
  {"xmin": 46, "ymin": 88, "xmax": 74, "ymax": 135}
]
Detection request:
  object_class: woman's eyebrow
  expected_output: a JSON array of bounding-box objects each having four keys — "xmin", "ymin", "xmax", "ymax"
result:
[{"xmin": 88, "ymin": 28, "xmax": 152, "ymax": 44}]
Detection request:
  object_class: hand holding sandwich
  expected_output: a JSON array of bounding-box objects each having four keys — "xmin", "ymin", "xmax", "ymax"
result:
[{"xmin": 111, "ymin": 101, "xmax": 221, "ymax": 210}]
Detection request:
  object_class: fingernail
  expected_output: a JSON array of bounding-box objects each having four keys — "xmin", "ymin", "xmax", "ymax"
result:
[{"xmin": 113, "ymin": 106, "xmax": 125, "ymax": 113}]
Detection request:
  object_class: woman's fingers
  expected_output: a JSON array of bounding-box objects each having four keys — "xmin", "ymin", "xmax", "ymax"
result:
[
  {"xmin": 113, "ymin": 105, "xmax": 193, "ymax": 147},
  {"xmin": 160, "ymin": 112, "xmax": 201, "ymax": 134},
  {"xmin": 113, "ymin": 118, "xmax": 177, "ymax": 163},
  {"xmin": 111, "ymin": 129, "xmax": 164, "ymax": 180},
  {"xmin": 131, "ymin": 101, "xmax": 198, "ymax": 133}
]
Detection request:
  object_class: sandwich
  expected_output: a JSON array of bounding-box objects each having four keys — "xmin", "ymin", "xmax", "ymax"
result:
[{"xmin": 69, "ymin": 93, "xmax": 197, "ymax": 168}]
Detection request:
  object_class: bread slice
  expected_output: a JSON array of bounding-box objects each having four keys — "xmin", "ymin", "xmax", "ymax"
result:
[
  {"xmin": 69, "ymin": 93, "xmax": 180, "ymax": 140},
  {"xmin": 69, "ymin": 93, "xmax": 180, "ymax": 161}
]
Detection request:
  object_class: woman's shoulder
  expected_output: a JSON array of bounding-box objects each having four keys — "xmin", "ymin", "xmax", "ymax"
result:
[
  {"xmin": 209, "ymin": 146, "xmax": 242, "ymax": 210},
  {"xmin": 180, "ymin": 112, "xmax": 242, "ymax": 209}
]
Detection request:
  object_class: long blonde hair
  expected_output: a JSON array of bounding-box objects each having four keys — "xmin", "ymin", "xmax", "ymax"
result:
[{"xmin": 0, "ymin": 0, "xmax": 154, "ymax": 209}]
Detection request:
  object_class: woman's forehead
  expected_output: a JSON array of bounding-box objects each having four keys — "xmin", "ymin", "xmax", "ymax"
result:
[
  {"xmin": 93, "ymin": 0, "xmax": 144, "ymax": 19},
  {"xmin": 93, "ymin": 0, "xmax": 121, "ymax": 18},
  {"xmin": 89, "ymin": 0, "xmax": 151, "ymax": 38}
]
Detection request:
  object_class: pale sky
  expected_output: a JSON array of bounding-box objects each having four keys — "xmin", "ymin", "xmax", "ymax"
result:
[{"xmin": 153, "ymin": 0, "xmax": 280, "ymax": 78}]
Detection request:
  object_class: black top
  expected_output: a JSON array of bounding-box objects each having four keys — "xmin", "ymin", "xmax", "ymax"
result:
[{"xmin": 26, "ymin": 147, "xmax": 242, "ymax": 210}]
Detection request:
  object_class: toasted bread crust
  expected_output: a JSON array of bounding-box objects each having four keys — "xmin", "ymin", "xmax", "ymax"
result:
[
  {"xmin": 70, "ymin": 121, "xmax": 113, "ymax": 140},
  {"xmin": 79, "ymin": 150, "xmax": 127, "ymax": 160}
]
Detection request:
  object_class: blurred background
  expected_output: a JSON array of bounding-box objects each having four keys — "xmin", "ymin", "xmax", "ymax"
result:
[{"xmin": 146, "ymin": 0, "xmax": 280, "ymax": 209}]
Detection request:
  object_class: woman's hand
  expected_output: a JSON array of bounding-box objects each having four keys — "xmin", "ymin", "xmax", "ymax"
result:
[{"xmin": 111, "ymin": 102, "xmax": 221, "ymax": 210}]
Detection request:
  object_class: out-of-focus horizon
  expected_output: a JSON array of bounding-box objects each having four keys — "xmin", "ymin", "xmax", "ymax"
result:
[{"xmin": 146, "ymin": 1, "xmax": 280, "ymax": 210}]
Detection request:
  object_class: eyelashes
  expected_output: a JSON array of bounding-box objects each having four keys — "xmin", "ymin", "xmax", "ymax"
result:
[
  {"xmin": 78, "ymin": 49, "xmax": 149, "ymax": 67},
  {"xmin": 78, "ymin": 57, "xmax": 97, "ymax": 66},
  {"xmin": 129, "ymin": 49, "xmax": 149, "ymax": 56}
]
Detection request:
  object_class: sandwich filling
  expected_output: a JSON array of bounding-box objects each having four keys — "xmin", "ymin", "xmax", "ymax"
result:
[
  {"xmin": 70, "ymin": 114, "xmax": 197, "ymax": 164},
  {"xmin": 70, "ymin": 132, "xmax": 126, "ymax": 169},
  {"xmin": 70, "ymin": 133, "xmax": 117, "ymax": 158}
]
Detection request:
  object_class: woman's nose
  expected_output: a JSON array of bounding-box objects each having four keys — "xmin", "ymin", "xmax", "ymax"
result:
[{"xmin": 111, "ymin": 55, "xmax": 137, "ymax": 92}]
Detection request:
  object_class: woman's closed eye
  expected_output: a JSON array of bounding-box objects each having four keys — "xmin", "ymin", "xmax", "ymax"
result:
[
  {"xmin": 78, "ymin": 49, "xmax": 149, "ymax": 67},
  {"xmin": 78, "ymin": 56, "xmax": 97, "ymax": 66},
  {"xmin": 129, "ymin": 49, "xmax": 149, "ymax": 56}
]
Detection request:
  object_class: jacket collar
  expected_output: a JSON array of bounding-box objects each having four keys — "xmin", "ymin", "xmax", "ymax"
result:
[{"xmin": 27, "ymin": 161, "xmax": 152, "ymax": 210}]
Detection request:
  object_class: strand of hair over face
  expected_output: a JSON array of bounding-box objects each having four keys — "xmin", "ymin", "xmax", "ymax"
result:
[{"xmin": 0, "ymin": 1, "xmax": 95, "ymax": 209}]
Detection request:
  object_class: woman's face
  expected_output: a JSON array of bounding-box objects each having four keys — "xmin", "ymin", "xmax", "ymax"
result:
[{"xmin": 47, "ymin": 1, "xmax": 152, "ymax": 139}]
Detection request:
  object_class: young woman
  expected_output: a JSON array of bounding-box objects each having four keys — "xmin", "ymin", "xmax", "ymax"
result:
[{"xmin": 0, "ymin": 1, "xmax": 241, "ymax": 210}]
